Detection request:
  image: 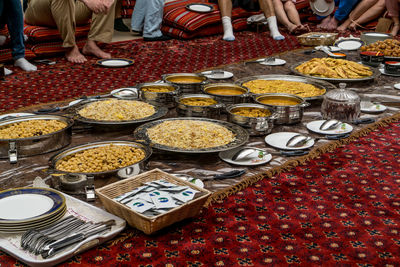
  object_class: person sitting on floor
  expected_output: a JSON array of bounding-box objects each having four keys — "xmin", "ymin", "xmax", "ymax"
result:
[
  {"xmin": 24, "ymin": 0, "xmax": 116, "ymax": 64},
  {"xmin": 311, "ymin": 0, "xmax": 360, "ymax": 30},
  {"xmin": 130, "ymin": 0, "xmax": 170, "ymax": 41},
  {"xmin": 337, "ymin": 0, "xmax": 385, "ymax": 32},
  {"xmin": 385, "ymin": 0, "xmax": 400, "ymax": 36},
  {"xmin": 211, "ymin": 0, "xmax": 285, "ymax": 41},
  {"xmin": 273, "ymin": 0, "xmax": 308, "ymax": 34},
  {"xmin": 0, "ymin": 0, "xmax": 37, "ymax": 74}
]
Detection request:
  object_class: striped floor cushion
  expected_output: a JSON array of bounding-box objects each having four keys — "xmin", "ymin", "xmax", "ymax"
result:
[
  {"xmin": 0, "ymin": 48, "xmax": 36, "ymax": 63},
  {"xmin": 31, "ymin": 39, "xmax": 86, "ymax": 57},
  {"xmin": 24, "ymin": 24, "xmax": 91, "ymax": 43},
  {"xmin": 162, "ymin": 17, "xmax": 247, "ymax": 39},
  {"xmin": 121, "ymin": 0, "xmax": 136, "ymax": 18}
]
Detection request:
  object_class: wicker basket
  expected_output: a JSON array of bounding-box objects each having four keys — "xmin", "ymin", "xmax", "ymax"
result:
[
  {"xmin": 297, "ymin": 32, "xmax": 338, "ymax": 46},
  {"xmin": 96, "ymin": 168, "xmax": 211, "ymax": 234}
]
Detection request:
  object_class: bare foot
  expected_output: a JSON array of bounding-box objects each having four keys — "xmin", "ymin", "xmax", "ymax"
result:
[
  {"xmin": 66, "ymin": 45, "xmax": 87, "ymax": 64},
  {"xmin": 287, "ymin": 23, "xmax": 298, "ymax": 34},
  {"xmin": 318, "ymin": 16, "xmax": 331, "ymax": 29},
  {"xmin": 82, "ymin": 40, "xmax": 111, "ymax": 59},
  {"xmin": 391, "ymin": 24, "xmax": 399, "ymax": 36},
  {"xmin": 325, "ymin": 16, "xmax": 339, "ymax": 31}
]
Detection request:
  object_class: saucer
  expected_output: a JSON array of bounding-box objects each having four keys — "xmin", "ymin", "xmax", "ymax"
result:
[
  {"xmin": 201, "ymin": 70, "xmax": 234, "ymax": 80},
  {"xmin": 265, "ymin": 132, "xmax": 315, "ymax": 150},
  {"xmin": 310, "ymin": 0, "xmax": 335, "ymax": 16},
  {"xmin": 306, "ymin": 120, "xmax": 353, "ymax": 135},
  {"xmin": 219, "ymin": 147, "xmax": 272, "ymax": 166},
  {"xmin": 335, "ymin": 39, "xmax": 364, "ymax": 51},
  {"xmin": 186, "ymin": 3, "xmax": 214, "ymax": 13},
  {"xmin": 379, "ymin": 68, "xmax": 400, "ymax": 77},
  {"xmin": 96, "ymin": 58, "xmax": 134, "ymax": 68},
  {"xmin": 360, "ymin": 102, "xmax": 387, "ymax": 113},
  {"xmin": 258, "ymin": 58, "xmax": 286, "ymax": 66}
]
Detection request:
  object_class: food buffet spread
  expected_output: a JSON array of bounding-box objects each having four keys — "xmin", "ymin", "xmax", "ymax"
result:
[{"xmin": 1, "ymin": 36, "xmax": 400, "ymax": 266}]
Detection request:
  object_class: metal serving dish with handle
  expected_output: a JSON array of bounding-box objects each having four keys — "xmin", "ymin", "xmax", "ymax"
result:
[
  {"xmin": 0, "ymin": 115, "xmax": 73, "ymax": 163},
  {"xmin": 236, "ymin": 74, "xmax": 335, "ymax": 101},
  {"xmin": 162, "ymin": 73, "xmax": 208, "ymax": 94},
  {"xmin": 48, "ymin": 140, "xmax": 152, "ymax": 181},
  {"xmin": 72, "ymin": 98, "xmax": 168, "ymax": 130},
  {"xmin": 226, "ymin": 103, "xmax": 278, "ymax": 136},
  {"xmin": 137, "ymin": 82, "xmax": 180, "ymax": 108},
  {"xmin": 202, "ymin": 83, "xmax": 250, "ymax": 105},
  {"xmin": 254, "ymin": 93, "xmax": 310, "ymax": 125},
  {"xmin": 176, "ymin": 94, "xmax": 224, "ymax": 119}
]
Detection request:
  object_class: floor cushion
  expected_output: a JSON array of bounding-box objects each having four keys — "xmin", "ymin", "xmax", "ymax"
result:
[
  {"xmin": 24, "ymin": 24, "xmax": 91, "ymax": 43},
  {"xmin": 30, "ymin": 39, "xmax": 86, "ymax": 57}
]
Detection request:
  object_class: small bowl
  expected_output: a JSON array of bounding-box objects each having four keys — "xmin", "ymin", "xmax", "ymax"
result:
[
  {"xmin": 328, "ymin": 52, "xmax": 347, "ymax": 59},
  {"xmin": 137, "ymin": 83, "xmax": 180, "ymax": 108},
  {"xmin": 162, "ymin": 73, "xmax": 208, "ymax": 94},
  {"xmin": 176, "ymin": 94, "xmax": 223, "ymax": 119},
  {"xmin": 360, "ymin": 51, "xmax": 384, "ymax": 67},
  {"xmin": 384, "ymin": 61, "xmax": 400, "ymax": 75},
  {"xmin": 202, "ymin": 83, "xmax": 249, "ymax": 105}
]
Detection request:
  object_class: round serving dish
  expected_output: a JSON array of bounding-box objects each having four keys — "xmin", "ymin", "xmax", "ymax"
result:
[
  {"xmin": 72, "ymin": 98, "xmax": 168, "ymax": 130},
  {"xmin": 137, "ymin": 82, "xmax": 180, "ymax": 108},
  {"xmin": 360, "ymin": 32, "xmax": 392, "ymax": 45},
  {"xmin": 202, "ymin": 83, "xmax": 249, "ymax": 105},
  {"xmin": 226, "ymin": 103, "xmax": 278, "ymax": 136},
  {"xmin": 133, "ymin": 117, "xmax": 249, "ymax": 154},
  {"xmin": 384, "ymin": 61, "xmax": 400, "ymax": 75},
  {"xmin": 236, "ymin": 74, "xmax": 335, "ymax": 100},
  {"xmin": 0, "ymin": 115, "xmax": 73, "ymax": 162},
  {"xmin": 176, "ymin": 94, "xmax": 223, "ymax": 119},
  {"xmin": 162, "ymin": 73, "xmax": 207, "ymax": 94},
  {"xmin": 48, "ymin": 140, "xmax": 152, "ymax": 179},
  {"xmin": 254, "ymin": 93, "xmax": 310, "ymax": 125}
]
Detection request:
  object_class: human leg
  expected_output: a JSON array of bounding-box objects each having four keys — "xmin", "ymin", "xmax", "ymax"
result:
[
  {"xmin": 142, "ymin": 0, "xmax": 164, "ymax": 38},
  {"xmin": 391, "ymin": 16, "xmax": 400, "ymax": 36},
  {"xmin": 338, "ymin": 0, "xmax": 378, "ymax": 31},
  {"xmin": 131, "ymin": 0, "xmax": 147, "ymax": 33},
  {"xmin": 80, "ymin": 0, "xmax": 115, "ymax": 59},
  {"xmin": 217, "ymin": 0, "xmax": 235, "ymax": 41},
  {"xmin": 349, "ymin": 0, "xmax": 385, "ymax": 28},
  {"xmin": 273, "ymin": 0, "xmax": 297, "ymax": 32},
  {"xmin": 259, "ymin": 0, "xmax": 285, "ymax": 40}
]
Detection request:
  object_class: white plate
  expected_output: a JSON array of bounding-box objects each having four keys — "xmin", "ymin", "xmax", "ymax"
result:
[
  {"xmin": 0, "ymin": 113, "xmax": 34, "ymax": 120},
  {"xmin": 379, "ymin": 68, "xmax": 400, "ymax": 77},
  {"xmin": 335, "ymin": 39, "xmax": 364, "ymax": 51},
  {"xmin": 201, "ymin": 70, "xmax": 234, "ymax": 80},
  {"xmin": 310, "ymin": 0, "xmax": 335, "ymax": 16},
  {"xmin": 394, "ymin": 83, "xmax": 400, "ymax": 90},
  {"xmin": 360, "ymin": 102, "xmax": 387, "ymax": 113},
  {"xmin": 258, "ymin": 58, "xmax": 286, "ymax": 66},
  {"xmin": 219, "ymin": 147, "xmax": 272, "ymax": 166},
  {"xmin": 186, "ymin": 3, "xmax": 214, "ymax": 13},
  {"xmin": 265, "ymin": 132, "xmax": 315, "ymax": 151},
  {"xmin": 97, "ymin": 58, "xmax": 134, "ymax": 67},
  {"xmin": 111, "ymin": 88, "xmax": 138, "ymax": 99},
  {"xmin": 306, "ymin": 120, "xmax": 353, "ymax": 135}
]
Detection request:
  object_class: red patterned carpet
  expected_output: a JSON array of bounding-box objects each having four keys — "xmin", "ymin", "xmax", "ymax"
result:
[
  {"xmin": 2, "ymin": 121, "xmax": 399, "ymax": 266},
  {"xmin": 0, "ymin": 31, "xmax": 300, "ymax": 113}
]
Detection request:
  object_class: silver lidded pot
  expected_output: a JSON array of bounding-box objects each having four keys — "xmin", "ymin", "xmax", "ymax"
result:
[
  {"xmin": 226, "ymin": 103, "xmax": 278, "ymax": 136},
  {"xmin": 137, "ymin": 82, "xmax": 180, "ymax": 108},
  {"xmin": 0, "ymin": 115, "xmax": 73, "ymax": 163},
  {"xmin": 321, "ymin": 83, "xmax": 360, "ymax": 123},
  {"xmin": 202, "ymin": 83, "xmax": 249, "ymax": 105},
  {"xmin": 176, "ymin": 94, "xmax": 224, "ymax": 119},
  {"xmin": 254, "ymin": 93, "xmax": 310, "ymax": 125},
  {"xmin": 162, "ymin": 73, "xmax": 208, "ymax": 94}
]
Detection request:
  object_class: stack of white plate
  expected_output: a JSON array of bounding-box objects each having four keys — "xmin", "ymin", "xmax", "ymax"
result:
[{"xmin": 0, "ymin": 188, "xmax": 66, "ymax": 233}]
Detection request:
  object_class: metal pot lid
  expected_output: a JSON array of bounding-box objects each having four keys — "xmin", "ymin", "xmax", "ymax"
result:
[{"xmin": 324, "ymin": 83, "xmax": 360, "ymax": 102}]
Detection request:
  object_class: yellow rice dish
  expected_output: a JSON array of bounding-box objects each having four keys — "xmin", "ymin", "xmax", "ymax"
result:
[
  {"xmin": 295, "ymin": 58, "xmax": 373, "ymax": 79},
  {"xmin": 0, "ymin": 119, "xmax": 67, "ymax": 139},
  {"xmin": 78, "ymin": 99, "xmax": 155, "ymax": 121},
  {"xmin": 242, "ymin": 80, "xmax": 326, "ymax": 98},
  {"xmin": 147, "ymin": 120, "xmax": 235, "ymax": 149}
]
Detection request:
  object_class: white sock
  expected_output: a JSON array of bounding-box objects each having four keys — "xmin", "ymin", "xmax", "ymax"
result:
[
  {"xmin": 14, "ymin": 58, "xmax": 37, "ymax": 72},
  {"xmin": 222, "ymin": 16, "xmax": 235, "ymax": 41},
  {"xmin": 24, "ymin": 34, "xmax": 28, "ymax": 42},
  {"xmin": 267, "ymin": 16, "xmax": 285, "ymax": 40},
  {"xmin": 4, "ymin": 67, "xmax": 12, "ymax": 76},
  {"xmin": 0, "ymin": 35, "xmax": 6, "ymax": 46}
]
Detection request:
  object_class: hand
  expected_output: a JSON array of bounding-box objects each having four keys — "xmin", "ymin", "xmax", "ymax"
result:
[{"xmin": 81, "ymin": 0, "xmax": 113, "ymax": 14}]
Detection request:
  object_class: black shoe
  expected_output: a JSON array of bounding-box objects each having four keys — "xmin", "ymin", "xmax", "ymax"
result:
[
  {"xmin": 143, "ymin": 35, "xmax": 171, "ymax": 42},
  {"xmin": 114, "ymin": 18, "xmax": 130, "ymax": 32}
]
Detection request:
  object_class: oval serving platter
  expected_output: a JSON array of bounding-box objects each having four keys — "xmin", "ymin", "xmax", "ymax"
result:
[
  {"xmin": 133, "ymin": 117, "xmax": 249, "ymax": 154},
  {"xmin": 235, "ymin": 74, "xmax": 336, "ymax": 100}
]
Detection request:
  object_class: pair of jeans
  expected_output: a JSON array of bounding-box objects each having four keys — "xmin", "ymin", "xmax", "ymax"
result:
[
  {"xmin": 316, "ymin": 0, "xmax": 360, "ymax": 21},
  {"xmin": 130, "ymin": 0, "xmax": 164, "ymax": 38},
  {"xmin": 0, "ymin": 0, "xmax": 25, "ymax": 60}
]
